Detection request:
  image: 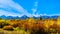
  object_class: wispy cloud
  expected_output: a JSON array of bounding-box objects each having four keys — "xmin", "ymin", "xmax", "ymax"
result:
[
  {"xmin": 0, "ymin": 0, "xmax": 50, "ymax": 17},
  {"xmin": 0, "ymin": 0, "xmax": 31, "ymax": 16},
  {"xmin": 0, "ymin": 9, "xmax": 22, "ymax": 16},
  {"xmin": 34, "ymin": 1, "xmax": 38, "ymax": 7},
  {"xmin": 31, "ymin": 1, "xmax": 39, "ymax": 16}
]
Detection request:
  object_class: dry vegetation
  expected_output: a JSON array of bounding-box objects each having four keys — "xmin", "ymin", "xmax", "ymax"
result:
[{"xmin": 0, "ymin": 17, "xmax": 60, "ymax": 34}]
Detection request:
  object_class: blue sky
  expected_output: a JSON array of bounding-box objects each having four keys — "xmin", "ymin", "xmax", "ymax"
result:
[{"xmin": 0, "ymin": 0, "xmax": 60, "ymax": 17}]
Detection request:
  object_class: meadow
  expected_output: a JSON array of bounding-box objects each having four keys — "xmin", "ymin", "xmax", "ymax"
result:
[{"xmin": 0, "ymin": 16, "xmax": 60, "ymax": 34}]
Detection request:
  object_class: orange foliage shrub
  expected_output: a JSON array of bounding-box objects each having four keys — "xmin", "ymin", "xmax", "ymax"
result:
[{"xmin": 3, "ymin": 25, "xmax": 14, "ymax": 31}]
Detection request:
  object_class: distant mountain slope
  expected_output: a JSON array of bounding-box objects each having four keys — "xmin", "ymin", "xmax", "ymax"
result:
[
  {"xmin": 20, "ymin": 15, "xmax": 29, "ymax": 19},
  {"xmin": 0, "ymin": 15, "xmax": 59, "ymax": 20}
]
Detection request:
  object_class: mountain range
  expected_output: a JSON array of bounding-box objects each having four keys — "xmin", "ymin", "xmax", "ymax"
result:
[{"xmin": 0, "ymin": 15, "xmax": 59, "ymax": 20}]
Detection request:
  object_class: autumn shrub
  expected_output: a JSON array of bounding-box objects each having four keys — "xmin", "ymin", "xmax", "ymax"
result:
[
  {"xmin": 3, "ymin": 25, "xmax": 14, "ymax": 31},
  {"xmin": 0, "ymin": 22, "xmax": 10, "ymax": 28},
  {"xmin": 10, "ymin": 23, "xmax": 19, "ymax": 28},
  {"xmin": 31, "ymin": 28, "xmax": 47, "ymax": 34}
]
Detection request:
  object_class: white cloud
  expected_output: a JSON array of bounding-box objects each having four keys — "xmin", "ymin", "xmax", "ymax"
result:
[
  {"xmin": 0, "ymin": 0, "xmax": 49, "ymax": 17},
  {"xmin": 31, "ymin": 8, "xmax": 37, "ymax": 12},
  {"xmin": 31, "ymin": 1, "xmax": 38, "ymax": 15},
  {"xmin": 0, "ymin": 9, "xmax": 23, "ymax": 17},
  {"xmin": 0, "ymin": 0, "xmax": 31, "ymax": 16},
  {"xmin": 34, "ymin": 1, "xmax": 38, "ymax": 6}
]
